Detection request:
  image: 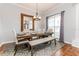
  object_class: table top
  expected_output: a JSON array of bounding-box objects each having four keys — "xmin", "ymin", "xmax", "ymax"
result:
[{"xmin": 17, "ymin": 32, "xmax": 53, "ymax": 40}]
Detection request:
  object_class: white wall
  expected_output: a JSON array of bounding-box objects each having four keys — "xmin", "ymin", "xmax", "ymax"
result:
[
  {"xmin": 39, "ymin": 15, "xmax": 46, "ymax": 31},
  {"xmin": 0, "ymin": 4, "xmax": 35, "ymax": 44},
  {"xmin": 0, "ymin": 17, "xmax": 3, "ymax": 44},
  {"xmin": 41, "ymin": 3, "xmax": 76, "ymax": 44},
  {"xmin": 75, "ymin": 4, "xmax": 79, "ymax": 40},
  {"xmin": 72, "ymin": 4, "xmax": 79, "ymax": 47}
]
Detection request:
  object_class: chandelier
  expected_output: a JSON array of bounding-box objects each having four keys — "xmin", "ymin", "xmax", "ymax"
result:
[{"xmin": 33, "ymin": 3, "xmax": 41, "ymax": 20}]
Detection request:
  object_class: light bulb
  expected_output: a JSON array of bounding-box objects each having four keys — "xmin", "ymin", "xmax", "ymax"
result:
[
  {"xmin": 33, "ymin": 16, "xmax": 36, "ymax": 18},
  {"xmin": 39, "ymin": 16, "xmax": 41, "ymax": 19}
]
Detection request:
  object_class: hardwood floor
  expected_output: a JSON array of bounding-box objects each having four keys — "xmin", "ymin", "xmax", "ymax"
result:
[
  {"xmin": 0, "ymin": 46, "xmax": 4, "ymax": 54},
  {"xmin": 52, "ymin": 44, "xmax": 79, "ymax": 56}
]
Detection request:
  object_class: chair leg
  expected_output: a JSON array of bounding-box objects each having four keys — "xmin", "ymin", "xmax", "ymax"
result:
[{"xmin": 14, "ymin": 45, "xmax": 17, "ymax": 56}]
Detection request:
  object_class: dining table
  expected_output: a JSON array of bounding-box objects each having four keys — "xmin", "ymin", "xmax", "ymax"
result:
[
  {"xmin": 17, "ymin": 32, "xmax": 54, "ymax": 41},
  {"xmin": 17, "ymin": 34, "xmax": 32, "ymax": 41}
]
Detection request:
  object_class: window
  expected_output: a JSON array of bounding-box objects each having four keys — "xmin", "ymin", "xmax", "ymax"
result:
[{"xmin": 48, "ymin": 14, "xmax": 61, "ymax": 40}]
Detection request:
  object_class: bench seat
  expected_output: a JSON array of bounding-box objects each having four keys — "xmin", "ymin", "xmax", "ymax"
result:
[{"xmin": 29, "ymin": 37, "xmax": 55, "ymax": 46}]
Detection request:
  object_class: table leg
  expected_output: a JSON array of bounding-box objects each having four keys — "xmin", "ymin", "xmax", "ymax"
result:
[{"xmin": 14, "ymin": 45, "xmax": 17, "ymax": 56}]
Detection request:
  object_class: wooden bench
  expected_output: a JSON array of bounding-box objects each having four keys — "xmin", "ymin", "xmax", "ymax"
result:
[{"xmin": 28, "ymin": 36, "xmax": 56, "ymax": 56}]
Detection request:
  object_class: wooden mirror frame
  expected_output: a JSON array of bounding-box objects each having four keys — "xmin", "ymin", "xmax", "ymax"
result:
[{"xmin": 21, "ymin": 13, "xmax": 34, "ymax": 32}]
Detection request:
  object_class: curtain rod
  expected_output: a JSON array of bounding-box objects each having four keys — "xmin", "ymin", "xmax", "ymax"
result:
[
  {"xmin": 46, "ymin": 10, "xmax": 65, "ymax": 18},
  {"xmin": 47, "ymin": 13, "xmax": 60, "ymax": 18}
]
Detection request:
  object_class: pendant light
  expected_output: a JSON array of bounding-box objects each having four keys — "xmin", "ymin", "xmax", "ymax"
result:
[{"xmin": 33, "ymin": 3, "xmax": 41, "ymax": 20}]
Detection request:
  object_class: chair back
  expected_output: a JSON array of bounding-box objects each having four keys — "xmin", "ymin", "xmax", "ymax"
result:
[
  {"xmin": 12, "ymin": 29, "xmax": 18, "ymax": 44},
  {"xmin": 47, "ymin": 29, "xmax": 53, "ymax": 33}
]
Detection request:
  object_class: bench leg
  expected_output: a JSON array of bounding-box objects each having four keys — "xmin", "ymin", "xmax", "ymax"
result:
[
  {"xmin": 54, "ymin": 39, "xmax": 56, "ymax": 46},
  {"xmin": 49, "ymin": 41, "xmax": 52, "ymax": 45},
  {"xmin": 27, "ymin": 43, "xmax": 31, "ymax": 52},
  {"xmin": 31, "ymin": 46, "xmax": 33, "ymax": 56}
]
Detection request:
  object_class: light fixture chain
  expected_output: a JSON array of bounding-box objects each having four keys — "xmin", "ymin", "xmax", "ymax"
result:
[
  {"xmin": 33, "ymin": 3, "xmax": 41, "ymax": 20},
  {"xmin": 36, "ymin": 3, "xmax": 38, "ymax": 16}
]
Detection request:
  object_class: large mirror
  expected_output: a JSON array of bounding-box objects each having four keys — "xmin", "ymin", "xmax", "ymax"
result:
[{"xmin": 21, "ymin": 13, "xmax": 34, "ymax": 32}]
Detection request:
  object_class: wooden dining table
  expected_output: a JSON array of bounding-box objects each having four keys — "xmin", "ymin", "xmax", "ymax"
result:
[
  {"xmin": 31, "ymin": 32, "xmax": 53, "ymax": 39},
  {"xmin": 17, "ymin": 32, "xmax": 53, "ymax": 41},
  {"xmin": 17, "ymin": 34, "xmax": 32, "ymax": 41}
]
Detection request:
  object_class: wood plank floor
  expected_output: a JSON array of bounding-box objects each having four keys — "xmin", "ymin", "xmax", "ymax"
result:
[
  {"xmin": 0, "ymin": 46, "xmax": 4, "ymax": 54},
  {"xmin": 52, "ymin": 44, "xmax": 79, "ymax": 56}
]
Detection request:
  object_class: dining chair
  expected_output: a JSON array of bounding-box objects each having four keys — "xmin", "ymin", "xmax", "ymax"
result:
[
  {"xmin": 12, "ymin": 29, "xmax": 29, "ymax": 56},
  {"xmin": 30, "ymin": 31, "xmax": 38, "ymax": 40},
  {"xmin": 47, "ymin": 29, "xmax": 53, "ymax": 33}
]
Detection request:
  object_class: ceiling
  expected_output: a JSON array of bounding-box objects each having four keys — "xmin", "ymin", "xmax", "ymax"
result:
[{"xmin": 16, "ymin": 3, "xmax": 59, "ymax": 13}]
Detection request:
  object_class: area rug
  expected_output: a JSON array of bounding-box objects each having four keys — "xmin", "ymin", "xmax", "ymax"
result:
[{"xmin": 0, "ymin": 41, "xmax": 64, "ymax": 56}]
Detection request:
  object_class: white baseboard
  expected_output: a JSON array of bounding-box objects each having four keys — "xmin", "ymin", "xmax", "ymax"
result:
[
  {"xmin": 0, "ymin": 41, "xmax": 15, "ymax": 47},
  {"xmin": 72, "ymin": 44, "xmax": 79, "ymax": 48},
  {"xmin": 64, "ymin": 40, "xmax": 79, "ymax": 48},
  {"xmin": 64, "ymin": 41, "xmax": 71, "ymax": 44},
  {"xmin": 72, "ymin": 41, "xmax": 79, "ymax": 48}
]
